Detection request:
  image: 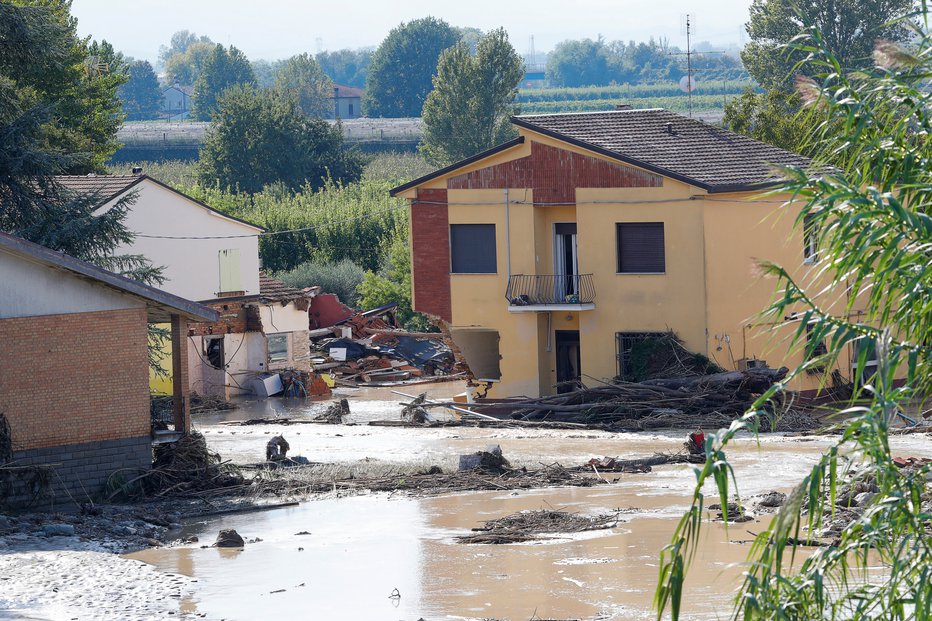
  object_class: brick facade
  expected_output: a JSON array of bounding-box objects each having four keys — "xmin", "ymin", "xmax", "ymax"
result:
[
  {"xmin": 447, "ymin": 141, "xmax": 663, "ymax": 204},
  {"xmin": 410, "ymin": 188, "xmax": 453, "ymax": 322},
  {"xmin": 188, "ymin": 299, "xmax": 261, "ymax": 337},
  {"xmin": 0, "ymin": 308, "xmax": 150, "ymax": 452}
]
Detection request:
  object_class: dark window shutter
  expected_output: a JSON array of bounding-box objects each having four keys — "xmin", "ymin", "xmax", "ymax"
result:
[
  {"xmin": 616, "ymin": 222, "xmax": 665, "ymax": 273},
  {"xmin": 450, "ymin": 224, "xmax": 497, "ymax": 273}
]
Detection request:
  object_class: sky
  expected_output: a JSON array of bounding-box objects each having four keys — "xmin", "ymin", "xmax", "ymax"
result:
[{"xmin": 71, "ymin": 0, "xmax": 752, "ymax": 63}]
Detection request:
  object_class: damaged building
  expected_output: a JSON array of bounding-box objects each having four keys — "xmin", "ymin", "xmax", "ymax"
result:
[{"xmin": 392, "ymin": 108, "xmax": 866, "ymax": 398}]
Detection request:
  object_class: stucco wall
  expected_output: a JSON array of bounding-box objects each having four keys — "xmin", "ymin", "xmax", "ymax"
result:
[
  {"xmin": 100, "ymin": 180, "xmax": 261, "ymax": 301},
  {"xmin": 0, "ymin": 248, "xmax": 146, "ymax": 319}
]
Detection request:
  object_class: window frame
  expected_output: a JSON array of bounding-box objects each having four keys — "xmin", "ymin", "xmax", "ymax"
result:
[
  {"xmin": 615, "ymin": 222, "xmax": 666, "ymax": 274},
  {"xmin": 267, "ymin": 333, "xmax": 289, "ymax": 363},
  {"xmin": 449, "ymin": 223, "xmax": 497, "ymax": 274},
  {"xmin": 803, "ymin": 214, "xmax": 819, "ymax": 264},
  {"xmin": 615, "ymin": 331, "xmax": 667, "ymax": 380}
]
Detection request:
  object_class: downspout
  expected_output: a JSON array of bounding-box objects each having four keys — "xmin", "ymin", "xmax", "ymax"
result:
[{"xmin": 504, "ymin": 188, "xmax": 511, "ymax": 278}]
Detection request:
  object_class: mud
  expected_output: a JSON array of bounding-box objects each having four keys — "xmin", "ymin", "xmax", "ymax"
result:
[{"xmin": 2, "ymin": 384, "xmax": 930, "ymax": 621}]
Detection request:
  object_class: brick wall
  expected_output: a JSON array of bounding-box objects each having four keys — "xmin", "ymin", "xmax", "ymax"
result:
[
  {"xmin": 410, "ymin": 188, "xmax": 452, "ymax": 321},
  {"xmin": 0, "ymin": 307, "xmax": 150, "ymax": 452},
  {"xmin": 188, "ymin": 299, "xmax": 261, "ymax": 337}
]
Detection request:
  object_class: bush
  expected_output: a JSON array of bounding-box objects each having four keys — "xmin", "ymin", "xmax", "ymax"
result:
[{"xmin": 277, "ymin": 258, "xmax": 365, "ymax": 307}]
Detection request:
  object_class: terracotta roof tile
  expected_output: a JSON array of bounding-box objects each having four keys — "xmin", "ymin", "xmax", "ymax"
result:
[
  {"xmin": 55, "ymin": 175, "xmax": 144, "ymax": 202},
  {"xmin": 259, "ymin": 272, "xmax": 314, "ymax": 301},
  {"xmin": 512, "ymin": 109, "xmax": 812, "ymax": 191}
]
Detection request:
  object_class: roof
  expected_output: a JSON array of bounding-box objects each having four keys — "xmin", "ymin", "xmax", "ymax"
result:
[
  {"xmin": 259, "ymin": 272, "xmax": 318, "ymax": 302},
  {"xmin": 56, "ymin": 175, "xmax": 145, "ymax": 204},
  {"xmin": 163, "ymin": 85, "xmax": 193, "ymax": 96},
  {"xmin": 333, "ymin": 84, "xmax": 364, "ymax": 98},
  {"xmin": 55, "ymin": 174, "xmax": 265, "ymax": 232},
  {"xmin": 0, "ymin": 231, "xmax": 219, "ymax": 323},
  {"xmin": 511, "ymin": 109, "xmax": 811, "ymax": 192}
]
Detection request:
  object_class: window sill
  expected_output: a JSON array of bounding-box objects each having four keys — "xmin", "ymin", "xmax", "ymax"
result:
[
  {"xmin": 616, "ymin": 272, "xmax": 666, "ymax": 275},
  {"xmin": 451, "ymin": 272, "xmax": 498, "ymax": 275}
]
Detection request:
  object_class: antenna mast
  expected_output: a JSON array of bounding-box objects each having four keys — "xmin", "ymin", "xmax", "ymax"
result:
[{"xmin": 685, "ymin": 14, "xmax": 693, "ymax": 117}]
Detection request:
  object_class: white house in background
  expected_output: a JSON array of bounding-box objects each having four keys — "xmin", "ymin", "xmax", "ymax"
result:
[
  {"xmin": 57, "ymin": 174, "xmax": 262, "ymax": 301},
  {"xmin": 329, "ymin": 84, "xmax": 363, "ymax": 119},
  {"xmin": 57, "ymin": 173, "xmax": 315, "ymax": 398}
]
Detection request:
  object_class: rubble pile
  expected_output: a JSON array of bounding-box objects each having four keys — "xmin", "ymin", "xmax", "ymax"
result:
[
  {"xmin": 457, "ymin": 509, "xmax": 619, "ymax": 544},
  {"xmin": 462, "ymin": 366, "xmax": 822, "ymax": 431}
]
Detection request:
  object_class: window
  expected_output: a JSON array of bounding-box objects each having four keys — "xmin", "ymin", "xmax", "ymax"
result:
[
  {"xmin": 803, "ymin": 214, "xmax": 818, "ymax": 263},
  {"xmin": 450, "ymin": 224, "xmax": 497, "ymax": 273},
  {"xmin": 616, "ymin": 331, "xmax": 666, "ymax": 381},
  {"xmin": 348, "ymin": 103, "xmax": 354, "ymax": 116},
  {"xmin": 616, "ymin": 223, "xmax": 665, "ymax": 273},
  {"xmin": 218, "ymin": 248, "xmax": 241, "ymax": 294},
  {"xmin": 268, "ymin": 333, "xmax": 289, "ymax": 362},
  {"xmin": 203, "ymin": 337, "xmax": 224, "ymax": 368}
]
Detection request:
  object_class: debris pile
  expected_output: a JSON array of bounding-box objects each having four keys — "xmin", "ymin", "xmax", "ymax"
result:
[
  {"xmin": 315, "ymin": 399, "xmax": 350, "ymax": 424},
  {"xmin": 214, "ymin": 529, "xmax": 245, "ymax": 548},
  {"xmin": 306, "ymin": 301, "xmax": 460, "ymax": 386},
  {"xmin": 150, "ymin": 392, "xmax": 235, "ymax": 430},
  {"xmin": 457, "ymin": 509, "xmax": 619, "ymax": 544},
  {"xmin": 109, "ymin": 432, "xmax": 246, "ymax": 500},
  {"xmin": 462, "ymin": 366, "xmax": 812, "ymax": 431},
  {"xmin": 584, "ymin": 452, "xmax": 703, "ymax": 473}
]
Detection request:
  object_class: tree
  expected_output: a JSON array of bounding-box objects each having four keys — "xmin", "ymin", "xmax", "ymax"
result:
[
  {"xmin": 0, "ymin": 2, "xmax": 125, "ymax": 173},
  {"xmin": 356, "ymin": 231, "xmax": 433, "ymax": 331},
  {"xmin": 274, "ymin": 53, "xmax": 333, "ymax": 118},
  {"xmin": 163, "ymin": 41, "xmax": 214, "ymax": 86},
  {"xmin": 197, "ymin": 85, "xmax": 364, "ymax": 194},
  {"xmin": 191, "ymin": 44, "xmax": 256, "ymax": 121},
  {"xmin": 742, "ymin": 0, "xmax": 914, "ymax": 89},
  {"xmin": 546, "ymin": 38, "xmax": 612, "ymax": 87},
  {"xmin": 158, "ymin": 29, "xmax": 213, "ymax": 66},
  {"xmin": 722, "ymin": 88, "xmax": 816, "ymax": 155},
  {"xmin": 363, "ymin": 17, "xmax": 460, "ymax": 117},
  {"xmin": 420, "ymin": 28, "xmax": 524, "ymax": 166},
  {"xmin": 120, "ymin": 60, "xmax": 161, "ymax": 121},
  {"xmin": 316, "ymin": 48, "xmax": 372, "ymax": 89},
  {"xmin": 251, "ymin": 59, "xmax": 283, "ymax": 88},
  {"xmin": 656, "ymin": 14, "xmax": 932, "ymax": 621}
]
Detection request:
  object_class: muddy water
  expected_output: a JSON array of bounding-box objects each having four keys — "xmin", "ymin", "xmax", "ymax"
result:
[{"xmin": 131, "ymin": 390, "xmax": 932, "ymax": 620}]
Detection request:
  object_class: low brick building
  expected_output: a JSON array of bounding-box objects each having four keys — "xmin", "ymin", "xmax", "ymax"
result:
[{"xmin": 0, "ymin": 232, "xmax": 217, "ymax": 508}]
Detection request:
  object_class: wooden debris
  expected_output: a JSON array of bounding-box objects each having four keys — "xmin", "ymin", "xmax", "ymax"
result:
[{"xmin": 457, "ymin": 509, "xmax": 619, "ymax": 544}]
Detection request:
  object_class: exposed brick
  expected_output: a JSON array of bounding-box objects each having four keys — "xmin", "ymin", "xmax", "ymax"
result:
[
  {"xmin": 0, "ymin": 308, "xmax": 149, "ymax": 452},
  {"xmin": 447, "ymin": 141, "xmax": 663, "ymax": 203},
  {"xmin": 410, "ymin": 188, "xmax": 452, "ymax": 322}
]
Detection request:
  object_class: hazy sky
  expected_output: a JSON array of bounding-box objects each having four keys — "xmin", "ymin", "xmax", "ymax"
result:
[{"xmin": 71, "ymin": 0, "xmax": 752, "ymax": 63}]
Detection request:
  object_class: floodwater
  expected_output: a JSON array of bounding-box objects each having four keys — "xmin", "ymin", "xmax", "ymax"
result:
[{"xmin": 128, "ymin": 388, "xmax": 932, "ymax": 621}]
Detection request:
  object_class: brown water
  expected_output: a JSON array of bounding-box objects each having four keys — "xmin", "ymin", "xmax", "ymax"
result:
[{"xmin": 129, "ymin": 390, "xmax": 931, "ymax": 620}]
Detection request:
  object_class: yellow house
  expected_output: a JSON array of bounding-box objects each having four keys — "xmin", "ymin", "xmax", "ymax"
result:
[{"xmin": 392, "ymin": 108, "xmax": 863, "ymax": 399}]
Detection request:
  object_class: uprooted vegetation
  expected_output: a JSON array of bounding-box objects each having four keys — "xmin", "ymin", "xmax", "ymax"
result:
[{"xmin": 457, "ymin": 509, "xmax": 620, "ymax": 544}]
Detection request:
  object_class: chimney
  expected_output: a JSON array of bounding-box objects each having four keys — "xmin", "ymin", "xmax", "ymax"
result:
[
  {"xmin": 615, "ymin": 104, "xmax": 632, "ymax": 110},
  {"xmin": 132, "ymin": 166, "xmax": 143, "ymax": 176},
  {"xmin": 664, "ymin": 122, "xmax": 675, "ymax": 135}
]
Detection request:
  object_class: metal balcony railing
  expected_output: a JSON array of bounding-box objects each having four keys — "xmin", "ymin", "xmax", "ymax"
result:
[{"xmin": 505, "ymin": 274, "xmax": 596, "ymax": 306}]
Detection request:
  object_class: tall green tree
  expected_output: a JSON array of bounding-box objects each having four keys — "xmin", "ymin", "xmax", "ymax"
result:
[
  {"xmin": 197, "ymin": 85, "xmax": 364, "ymax": 194},
  {"xmin": 120, "ymin": 60, "xmax": 161, "ymax": 121},
  {"xmin": 316, "ymin": 48, "xmax": 372, "ymax": 89},
  {"xmin": 420, "ymin": 28, "xmax": 524, "ymax": 166},
  {"xmin": 191, "ymin": 44, "xmax": 256, "ymax": 121},
  {"xmin": 363, "ymin": 17, "xmax": 460, "ymax": 117},
  {"xmin": 656, "ymin": 13, "xmax": 932, "ymax": 621},
  {"xmin": 158, "ymin": 29, "xmax": 213, "ymax": 66},
  {"xmin": 251, "ymin": 58, "xmax": 283, "ymax": 88},
  {"xmin": 722, "ymin": 88, "xmax": 815, "ymax": 155},
  {"xmin": 0, "ymin": 1, "xmax": 125, "ymax": 173},
  {"xmin": 164, "ymin": 41, "xmax": 214, "ymax": 86},
  {"xmin": 274, "ymin": 53, "xmax": 333, "ymax": 118},
  {"xmin": 546, "ymin": 38, "xmax": 612, "ymax": 87},
  {"xmin": 742, "ymin": 0, "xmax": 914, "ymax": 89}
]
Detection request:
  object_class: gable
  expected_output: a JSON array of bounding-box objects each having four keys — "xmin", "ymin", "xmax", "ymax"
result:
[{"xmin": 446, "ymin": 141, "xmax": 663, "ymax": 204}]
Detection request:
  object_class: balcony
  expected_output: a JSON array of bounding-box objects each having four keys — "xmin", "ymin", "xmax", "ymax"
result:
[{"xmin": 505, "ymin": 274, "xmax": 596, "ymax": 312}]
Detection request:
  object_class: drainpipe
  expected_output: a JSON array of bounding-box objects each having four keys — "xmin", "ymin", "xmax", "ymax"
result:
[{"xmin": 504, "ymin": 188, "xmax": 511, "ymax": 278}]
